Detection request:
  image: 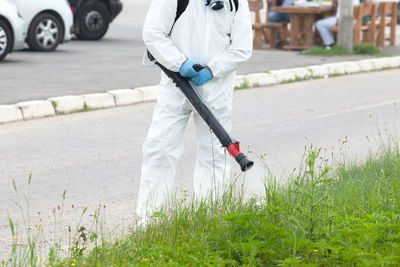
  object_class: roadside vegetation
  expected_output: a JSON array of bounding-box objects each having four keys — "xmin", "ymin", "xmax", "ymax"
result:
[
  {"xmin": 301, "ymin": 44, "xmax": 389, "ymax": 57},
  {"xmin": 3, "ymin": 144, "xmax": 400, "ymax": 266}
]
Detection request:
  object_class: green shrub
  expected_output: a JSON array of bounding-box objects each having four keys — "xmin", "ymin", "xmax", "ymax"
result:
[{"xmin": 353, "ymin": 44, "xmax": 388, "ymax": 56}]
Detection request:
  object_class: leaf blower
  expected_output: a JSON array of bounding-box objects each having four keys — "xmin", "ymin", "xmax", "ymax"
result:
[{"xmin": 148, "ymin": 51, "xmax": 254, "ymax": 172}]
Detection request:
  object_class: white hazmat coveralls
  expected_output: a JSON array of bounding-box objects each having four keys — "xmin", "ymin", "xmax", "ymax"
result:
[{"xmin": 136, "ymin": 0, "xmax": 253, "ymax": 219}]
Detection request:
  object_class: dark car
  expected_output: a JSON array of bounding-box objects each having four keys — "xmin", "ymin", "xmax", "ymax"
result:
[
  {"xmin": 398, "ymin": 2, "xmax": 400, "ymax": 24},
  {"xmin": 68, "ymin": 0, "xmax": 123, "ymax": 40}
]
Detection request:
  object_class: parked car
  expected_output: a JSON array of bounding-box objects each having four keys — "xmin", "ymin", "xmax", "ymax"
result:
[
  {"xmin": 13, "ymin": 0, "xmax": 73, "ymax": 51},
  {"xmin": 68, "ymin": 0, "xmax": 123, "ymax": 40},
  {"xmin": 398, "ymin": 1, "xmax": 400, "ymax": 24},
  {"xmin": 0, "ymin": 0, "xmax": 26, "ymax": 61}
]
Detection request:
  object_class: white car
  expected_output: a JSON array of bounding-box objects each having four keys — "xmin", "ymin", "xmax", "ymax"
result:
[
  {"xmin": 0, "ymin": 0, "xmax": 26, "ymax": 61},
  {"xmin": 13, "ymin": 0, "xmax": 73, "ymax": 51}
]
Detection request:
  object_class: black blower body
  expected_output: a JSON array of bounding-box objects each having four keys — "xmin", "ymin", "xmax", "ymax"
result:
[{"xmin": 148, "ymin": 52, "xmax": 253, "ymax": 172}]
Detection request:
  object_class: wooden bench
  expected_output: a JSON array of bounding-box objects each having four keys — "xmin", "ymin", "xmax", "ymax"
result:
[
  {"xmin": 358, "ymin": 2, "xmax": 377, "ymax": 44},
  {"xmin": 331, "ymin": 2, "xmax": 377, "ymax": 45},
  {"xmin": 376, "ymin": 2, "xmax": 397, "ymax": 48},
  {"xmin": 248, "ymin": 0, "xmax": 289, "ymax": 49}
]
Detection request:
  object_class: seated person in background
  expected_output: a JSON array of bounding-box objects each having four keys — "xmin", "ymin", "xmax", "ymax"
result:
[
  {"xmin": 268, "ymin": 0, "xmax": 294, "ymax": 41},
  {"xmin": 315, "ymin": 0, "xmax": 360, "ymax": 49}
]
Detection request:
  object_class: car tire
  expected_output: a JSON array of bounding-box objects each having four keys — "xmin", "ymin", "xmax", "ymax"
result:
[
  {"xmin": 27, "ymin": 13, "xmax": 63, "ymax": 51},
  {"xmin": 75, "ymin": 0, "xmax": 110, "ymax": 40},
  {"xmin": 0, "ymin": 19, "xmax": 12, "ymax": 61}
]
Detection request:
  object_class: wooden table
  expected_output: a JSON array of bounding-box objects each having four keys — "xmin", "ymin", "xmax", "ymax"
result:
[{"xmin": 274, "ymin": 5, "xmax": 334, "ymax": 50}]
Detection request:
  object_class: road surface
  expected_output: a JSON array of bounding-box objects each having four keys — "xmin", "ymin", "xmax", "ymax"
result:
[{"xmin": 1, "ymin": 69, "xmax": 400, "ymax": 258}]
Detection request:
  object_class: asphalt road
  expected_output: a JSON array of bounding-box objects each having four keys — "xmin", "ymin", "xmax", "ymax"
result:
[
  {"xmin": 1, "ymin": 0, "xmax": 398, "ymax": 104},
  {"xmin": 1, "ymin": 69, "xmax": 400, "ymax": 258}
]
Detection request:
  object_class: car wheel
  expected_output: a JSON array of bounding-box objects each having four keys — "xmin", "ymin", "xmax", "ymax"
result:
[
  {"xmin": 27, "ymin": 13, "xmax": 62, "ymax": 51},
  {"xmin": 76, "ymin": 0, "xmax": 110, "ymax": 40},
  {"xmin": 0, "ymin": 19, "xmax": 12, "ymax": 61}
]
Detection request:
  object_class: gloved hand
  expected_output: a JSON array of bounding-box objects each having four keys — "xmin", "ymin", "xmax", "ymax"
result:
[
  {"xmin": 190, "ymin": 67, "xmax": 213, "ymax": 86},
  {"xmin": 179, "ymin": 59, "xmax": 198, "ymax": 78}
]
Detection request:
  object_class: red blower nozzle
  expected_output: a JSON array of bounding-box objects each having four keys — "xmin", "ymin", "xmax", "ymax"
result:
[{"xmin": 227, "ymin": 142, "xmax": 254, "ymax": 172}]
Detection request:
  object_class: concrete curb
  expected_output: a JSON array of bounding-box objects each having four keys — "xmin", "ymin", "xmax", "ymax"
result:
[
  {"xmin": 47, "ymin": 95, "xmax": 85, "ymax": 114},
  {"xmin": 1, "ymin": 56, "xmax": 399, "ymax": 125},
  {"xmin": 107, "ymin": 89, "xmax": 143, "ymax": 106},
  {"xmin": 83, "ymin": 93, "xmax": 116, "ymax": 109},
  {"xmin": 246, "ymin": 73, "xmax": 278, "ymax": 87},
  {"xmin": 306, "ymin": 65, "xmax": 329, "ymax": 77},
  {"xmin": 0, "ymin": 105, "xmax": 23, "ymax": 124},
  {"xmin": 16, "ymin": 100, "xmax": 55, "ymax": 120},
  {"xmin": 136, "ymin": 86, "xmax": 159, "ymax": 102}
]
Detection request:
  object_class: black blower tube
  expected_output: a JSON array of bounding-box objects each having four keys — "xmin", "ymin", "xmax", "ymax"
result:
[{"xmin": 148, "ymin": 51, "xmax": 253, "ymax": 172}]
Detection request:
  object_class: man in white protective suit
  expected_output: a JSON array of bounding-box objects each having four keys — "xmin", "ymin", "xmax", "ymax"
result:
[{"xmin": 136, "ymin": 0, "xmax": 253, "ymax": 222}]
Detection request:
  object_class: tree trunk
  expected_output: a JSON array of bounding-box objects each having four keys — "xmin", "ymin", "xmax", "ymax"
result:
[{"xmin": 338, "ymin": 0, "xmax": 353, "ymax": 52}]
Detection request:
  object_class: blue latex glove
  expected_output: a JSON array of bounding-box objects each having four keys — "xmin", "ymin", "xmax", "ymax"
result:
[
  {"xmin": 190, "ymin": 68, "xmax": 213, "ymax": 86},
  {"xmin": 179, "ymin": 59, "xmax": 198, "ymax": 78}
]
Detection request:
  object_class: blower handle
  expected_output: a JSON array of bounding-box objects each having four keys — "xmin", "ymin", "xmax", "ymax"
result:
[
  {"xmin": 193, "ymin": 64, "xmax": 204, "ymax": 72},
  {"xmin": 147, "ymin": 51, "xmax": 254, "ymax": 172}
]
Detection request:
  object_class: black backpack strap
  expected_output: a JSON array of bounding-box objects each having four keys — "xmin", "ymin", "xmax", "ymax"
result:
[
  {"xmin": 233, "ymin": 0, "xmax": 239, "ymax": 12},
  {"xmin": 176, "ymin": 0, "xmax": 189, "ymax": 23},
  {"xmin": 229, "ymin": 0, "xmax": 239, "ymax": 12},
  {"xmin": 169, "ymin": 0, "xmax": 189, "ymax": 35}
]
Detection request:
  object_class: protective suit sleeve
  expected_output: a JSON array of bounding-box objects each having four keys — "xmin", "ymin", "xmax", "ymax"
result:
[
  {"xmin": 143, "ymin": 0, "xmax": 187, "ymax": 72},
  {"xmin": 207, "ymin": 0, "xmax": 253, "ymax": 78}
]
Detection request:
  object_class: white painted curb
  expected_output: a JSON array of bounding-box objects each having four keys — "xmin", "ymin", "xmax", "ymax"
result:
[
  {"xmin": 343, "ymin": 61, "xmax": 362, "ymax": 74},
  {"xmin": 47, "ymin": 95, "xmax": 85, "ymax": 114},
  {"xmin": 16, "ymin": 100, "xmax": 55, "ymax": 120},
  {"xmin": 246, "ymin": 73, "xmax": 278, "ymax": 87},
  {"xmin": 373, "ymin": 57, "xmax": 391, "ymax": 69},
  {"xmin": 322, "ymin": 62, "xmax": 347, "ymax": 75},
  {"xmin": 136, "ymin": 86, "xmax": 159, "ymax": 102},
  {"xmin": 0, "ymin": 105, "xmax": 23, "ymax": 124},
  {"xmin": 388, "ymin": 57, "xmax": 400, "ymax": 68},
  {"xmin": 83, "ymin": 93, "xmax": 115, "ymax": 109},
  {"xmin": 235, "ymin": 75, "xmax": 248, "ymax": 88},
  {"xmin": 291, "ymin": 67, "xmax": 312, "ymax": 79},
  {"xmin": 1, "ymin": 56, "xmax": 399, "ymax": 125},
  {"xmin": 357, "ymin": 59, "xmax": 377, "ymax": 72},
  {"xmin": 306, "ymin": 65, "xmax": 329, "ymax": 77},
  {"xmin": 270, "ymin": 69, "xmax": 296, "ymax": 83},
  {"xmin": 107, "ymin": 89, "xmax": 143, "ymax": 106}
]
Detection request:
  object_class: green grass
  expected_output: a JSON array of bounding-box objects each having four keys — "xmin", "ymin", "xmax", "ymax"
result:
[
  {"xmin": 301, "ymin": 44, "xmax": 389, "ymax": 57},
  {"xmin": 3, "ymin": 146, "xmax": 400, "ymax": 266},
  {"xmin": 301, "ymin": 45, "xmax": 351, "ymax": 56},
  {"xmin": 51, "ymin": 101, "xmax": 58, "ymax": 109},
  {"xmin": 281, "ymin": 75, "xmax": 313, "ymax": 84},
  {"xmin": 45, "ymin": 147, "xmax": 400, "ymax": 266},
  {"xmin": 353, "ymin": 44, "xmax": 389, "ymax": 57},
  {"xmin": 234, "ymin": 79, "xmax": 250, "ymax": 90}
]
